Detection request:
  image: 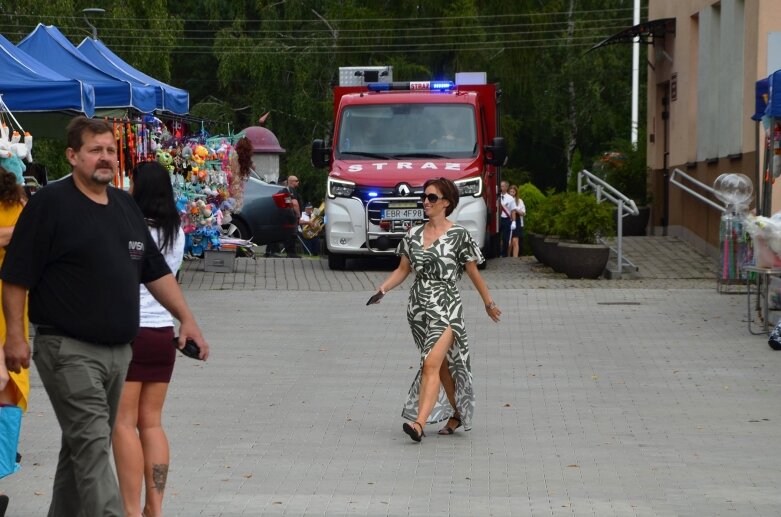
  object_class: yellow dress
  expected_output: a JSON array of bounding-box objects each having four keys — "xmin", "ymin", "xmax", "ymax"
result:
[{"xmin": 0, "ymin": 201, "xmax": 28, "ymax": 412}]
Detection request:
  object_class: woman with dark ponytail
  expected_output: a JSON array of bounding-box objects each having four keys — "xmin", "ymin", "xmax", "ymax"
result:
[{"xmin": 113, "ymin": 161, "xmax": 185, "ymax": 517}]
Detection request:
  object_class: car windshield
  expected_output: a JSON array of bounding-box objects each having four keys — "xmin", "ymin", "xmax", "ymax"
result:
[{"xmin": 335, "ymin": 103, "xmax": 477, "ymax": 160}]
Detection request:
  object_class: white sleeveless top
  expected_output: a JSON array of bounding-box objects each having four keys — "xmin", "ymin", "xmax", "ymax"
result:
[{"xmin": 139, "ymin": 226, "xmax": 185, "ymax": 328}]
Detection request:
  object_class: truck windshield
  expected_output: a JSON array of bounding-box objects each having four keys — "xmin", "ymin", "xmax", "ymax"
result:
[{"xmin": 336, "ymin": 104, "xmax": 478, "ymax": 159}]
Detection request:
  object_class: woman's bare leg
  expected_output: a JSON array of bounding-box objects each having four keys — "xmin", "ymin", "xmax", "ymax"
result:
[
  {"xmin": 112, "ymin": 382, "xmax": 143, "ymax": 517},
  {"xmin": 438, "ymin": 359, "xmax": 461, "ymax": 431},
  {"xmin": 137, "ymin": 382, "xmax": 170, "ymax": 517},
  {"xmin": 415, "ymin": 326, "xmax": 455, "ymax": 430},
  {"xmin": 510, "ymin": 237, "xmax": 519, "ymax": 257}
]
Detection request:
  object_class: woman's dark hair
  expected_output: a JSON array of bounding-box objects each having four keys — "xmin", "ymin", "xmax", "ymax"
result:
[
  {"xmin": 423, "ymin": 177, "xmax": 459, "ymax": 216},
  {"xmin": 0, "ymin": 167, "xmax": 24, "ymax": 206},
  {"xmin": 131, "ymin": 161, "xmax": 180, "ymax": 252},
  {"xmin": 234, "ymin": 137, "xmax": 253, "ymax": 180}
]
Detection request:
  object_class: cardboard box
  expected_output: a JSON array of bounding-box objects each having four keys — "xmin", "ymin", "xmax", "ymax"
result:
[{"xmin": 203, "ymin": 249, "xmax": 236, "ymax": 273}]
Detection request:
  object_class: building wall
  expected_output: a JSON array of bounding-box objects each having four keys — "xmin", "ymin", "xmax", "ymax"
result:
[{"xmin": 648, "ymin": 0, "xmax": 781, "ymax": 255}]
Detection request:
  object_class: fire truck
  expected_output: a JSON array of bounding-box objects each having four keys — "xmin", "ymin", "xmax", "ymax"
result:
[{"xmin": 311, "ymin": 66, "xmax": 506, "ymax": 270}]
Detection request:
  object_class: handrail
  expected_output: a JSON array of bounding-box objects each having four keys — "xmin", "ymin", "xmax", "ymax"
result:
[
  {"xmin": 578, "ymin": 169, "xmax": 640, "ymax": 217},
  {"xmin": 669, "ymin": 168, "xmax": 727, "ymax": 213},
  {"xmin": 578, "ymin": 169, "xmax": 641, "ymax": 278}
]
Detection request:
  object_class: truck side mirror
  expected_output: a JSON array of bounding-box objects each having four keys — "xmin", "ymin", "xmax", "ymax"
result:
[
  {"xmin": 483, "ymin": 137, "xmax": 507, "ymax": 166},
  {"xmin": 311, "ymin": 139, "xmax": 332, "ymax": 169}
]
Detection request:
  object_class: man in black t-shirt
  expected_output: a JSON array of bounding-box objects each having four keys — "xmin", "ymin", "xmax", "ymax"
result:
[{"xmin": 1, "ymin": 117, "xmax": 210, "ymax": 517}]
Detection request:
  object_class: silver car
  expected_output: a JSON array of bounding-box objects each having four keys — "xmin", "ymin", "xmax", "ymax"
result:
[{"xmin": 223, "ymin": 174, "xmax": 297, "ymax": 245}]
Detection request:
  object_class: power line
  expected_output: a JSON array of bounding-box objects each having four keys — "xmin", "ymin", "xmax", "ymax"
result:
[
  {"xmin": 72, "ymin": 41, "xmax": 604, "ymax": 55},
  {"xmin": 0, "ymin": 7, "xmax": 648, "ymax": 24},
  {"xmin": 0, "ymin": 16, "xmax": 640, "ymax": 37}
]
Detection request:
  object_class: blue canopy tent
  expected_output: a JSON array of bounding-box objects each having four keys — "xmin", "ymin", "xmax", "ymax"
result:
[
  {"xmin": 18, "ymin": 24, "xmax": 156, "ymax": 113},
  {"xmin": 0, "ymin": 33, "xmax": 95, "ymax": 116},
  {"xmin": 753, "ymin": 78, "xmax": 769, "ymax": 121},
  {"xmin": 78, "ymin": 38, "xmax": 189, "ymax": 115},
  {"xmin": 758, "ymin": 71, "xmax": 781, "ymax": 215}
]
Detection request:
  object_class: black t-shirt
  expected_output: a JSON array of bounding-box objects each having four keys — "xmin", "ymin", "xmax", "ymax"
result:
[{"xmin": 1, "ymin": 176, "xmax": 171, "ymax": 345}]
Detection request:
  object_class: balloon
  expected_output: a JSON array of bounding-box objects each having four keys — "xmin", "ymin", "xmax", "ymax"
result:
[{"xmin": 713, "ymin": 173, "xmax": 753, "ymax": 209}]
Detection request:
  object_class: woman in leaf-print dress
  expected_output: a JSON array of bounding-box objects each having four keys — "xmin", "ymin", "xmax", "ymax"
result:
[{"xmin": 370, "ymin": 177, "xmax": 501, "ymax": 442}]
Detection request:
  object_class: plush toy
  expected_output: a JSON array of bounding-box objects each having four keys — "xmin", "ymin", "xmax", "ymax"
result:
[
  {"xmin": 24, "ymin": 132, "xmax": 33, "ymax": 163},
  {"xmin": 156, "ymin": 150, "xmax": 173, "ymax": 172},
  {"xmin": 181, "ymin": 144, "xmax": 193, "ymax": 164},
  {"xmin": 0, "ymin": 153, "xmax": 26, "ymax": 184},
  {"xmin": 0, "ymin": 139, "xmax": 26, "ymax": 184}
]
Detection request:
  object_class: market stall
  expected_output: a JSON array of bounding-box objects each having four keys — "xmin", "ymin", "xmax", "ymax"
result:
[{"xmin": 18, "ymin": 24, "xmax": 157, "ymax": 113}]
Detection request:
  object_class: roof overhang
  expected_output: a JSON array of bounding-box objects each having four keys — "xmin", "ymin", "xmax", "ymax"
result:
[{"xmin": 588, "ymin": 18, "xmax": 676, "ymax": 53}]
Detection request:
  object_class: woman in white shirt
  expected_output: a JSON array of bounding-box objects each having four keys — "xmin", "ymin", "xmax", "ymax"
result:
[
  {"xmin": 509, "ymin": 185, "xmax": 525, "ymax": 257},
  {"xmin": 113, "ymin": 161, "xmax": 185, "ymax": 517}
]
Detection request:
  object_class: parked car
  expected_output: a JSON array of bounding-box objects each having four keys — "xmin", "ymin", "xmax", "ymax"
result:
[{"xmin": 223, "ymin": 174, "xmax": 297, "ymax": 245}]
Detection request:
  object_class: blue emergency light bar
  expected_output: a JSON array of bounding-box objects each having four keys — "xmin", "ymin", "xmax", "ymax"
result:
[{"xmin": 367, "ymin": 81, "xmax": 455, "ymax": 92}]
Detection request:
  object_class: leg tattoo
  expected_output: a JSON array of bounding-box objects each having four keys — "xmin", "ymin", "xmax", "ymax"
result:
[{"xmin": 151, "ymin": 464, "xmax": 169, "ymax": 493}]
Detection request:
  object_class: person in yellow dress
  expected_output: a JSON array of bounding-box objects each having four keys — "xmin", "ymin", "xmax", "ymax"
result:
[{"xmin": 0, "ymin": 165, "xmax": 28, "ymax": 412}]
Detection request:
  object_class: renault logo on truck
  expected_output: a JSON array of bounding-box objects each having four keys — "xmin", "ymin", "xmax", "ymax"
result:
[{"xmin": 396, "ymin": 183, "xmax": 411, "ymax": 196}]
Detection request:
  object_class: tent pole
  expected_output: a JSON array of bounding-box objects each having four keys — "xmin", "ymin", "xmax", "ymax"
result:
[{"xmin": 0, "ymin": 95, "xmax": 26, "ymax": 133}]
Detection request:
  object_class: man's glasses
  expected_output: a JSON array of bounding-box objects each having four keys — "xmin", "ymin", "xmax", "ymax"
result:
[{"xmin": 420, "ymin": 193, "xmax": 442, "ymax": 203}]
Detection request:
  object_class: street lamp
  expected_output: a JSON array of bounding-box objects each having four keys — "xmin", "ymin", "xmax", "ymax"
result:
[{"xmin": 82, "ymin": 8, "xmax": 105, "ymax": 40}]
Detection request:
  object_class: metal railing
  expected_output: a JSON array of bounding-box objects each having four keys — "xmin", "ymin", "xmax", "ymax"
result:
[
  {"xmin": 578, "ymin": 169, "xmax": 640, "ymax": 277},
  {"xmin": 668, "ymin": 168, "xmax": 728, "ymax": 213}
]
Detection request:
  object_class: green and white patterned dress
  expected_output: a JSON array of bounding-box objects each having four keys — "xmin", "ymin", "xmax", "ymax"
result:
[{"xmin": 396, "ymin": 223, "xmax": 484, "ymax": 431}]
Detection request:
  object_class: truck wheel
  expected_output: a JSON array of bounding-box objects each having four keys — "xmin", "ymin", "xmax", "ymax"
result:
[{"xmin": 328, "ymin": 253, "xmax": 347, "ymax": 270}]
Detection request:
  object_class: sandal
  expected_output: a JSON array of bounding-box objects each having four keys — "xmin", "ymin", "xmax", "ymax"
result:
[
  {"xmin": 438, "ymin": 410, "xmax": 462, "ymax": 435},
  {"xmin": 402, "ymin": 421, "xmax": 425, "ymax": 442}
]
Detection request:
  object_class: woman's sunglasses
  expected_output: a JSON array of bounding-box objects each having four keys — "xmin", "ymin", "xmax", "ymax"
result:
[{"xmin": 420, "ymin": 193, "xmax": 442, "ymax": 203}]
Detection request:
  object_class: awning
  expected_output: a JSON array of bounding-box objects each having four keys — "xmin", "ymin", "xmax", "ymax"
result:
[
  {"xmin": 588, "ymin": 18, "xmax": 676, "ymax": 53},
  {"xmin": 78, "ymin": 38, "xmax": 189, "ymax": 115},
  {"xmin": 18, "ymin": 24, "xmax": 157, "ymax": 113},
  {"xmin": 0, "ymin": 33, "xmax": 95, "ymax": 116}
]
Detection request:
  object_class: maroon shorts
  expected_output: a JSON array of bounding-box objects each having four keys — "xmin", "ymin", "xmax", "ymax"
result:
[{"xmin": 126, "ymin": 326, "xmax": 176, "ymax": 383}]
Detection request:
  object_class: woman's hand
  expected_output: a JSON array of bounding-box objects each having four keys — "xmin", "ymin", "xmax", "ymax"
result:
[
  {"xmin": 485, "ymin": 301, "xmax": 501, "ymax": 322},
  {"xmin": 0, "ymin": 350, "xmax": 9, "ymax": 391}
]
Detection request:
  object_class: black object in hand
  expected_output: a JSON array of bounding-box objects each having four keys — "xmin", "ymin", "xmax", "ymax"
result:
[
  {"xmin": 366, "ymin": 291, "xmax": 385, "ymax": 305},
  {"xmin": 172, "ymin": 337, "xmax": 202, "ymax": 359}
]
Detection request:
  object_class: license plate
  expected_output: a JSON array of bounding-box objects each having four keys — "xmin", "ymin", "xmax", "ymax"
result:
[{"xmin": 382, "ymin": 208, "xmax": 424, "ymax": 220}]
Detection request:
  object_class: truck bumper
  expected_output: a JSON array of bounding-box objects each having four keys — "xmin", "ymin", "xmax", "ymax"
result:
[{"xmin": 325, "ymin": 194, "xmax": 487, "ymax": 255}]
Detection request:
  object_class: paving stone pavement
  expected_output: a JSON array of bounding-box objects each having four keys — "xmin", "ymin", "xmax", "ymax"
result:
[{"xmin": 6, "ymin": 236, "xmax": 781, "ymax": 516}]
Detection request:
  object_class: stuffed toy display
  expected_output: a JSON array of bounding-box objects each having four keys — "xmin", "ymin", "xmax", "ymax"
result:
[
  {"xmin": 0, "ymin": 123, "xmax": 32, "ymax": 185},
  {"xmin": 161, "ymin": 136, "xmax": 245, "ymax": 257}
]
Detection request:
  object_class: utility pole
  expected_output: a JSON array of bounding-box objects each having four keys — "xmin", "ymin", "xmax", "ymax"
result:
[{"xmin": 631, "ymin": 0, "xmax": 640, "ymax": 148}]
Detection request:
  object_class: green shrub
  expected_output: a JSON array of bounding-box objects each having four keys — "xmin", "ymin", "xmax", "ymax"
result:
[
  {"xmin": 517, "ymin": 182, "xmax": 546, "ymax": 234},
  {"xmin": 526, "ymin": 190, "xmax": 566, "ymax": 236},
  {"xmin": 553, "ymin": 192, "xmax": 616, "ymax": 244}
]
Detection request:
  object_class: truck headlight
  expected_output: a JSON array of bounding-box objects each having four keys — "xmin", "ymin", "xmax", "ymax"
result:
[
  {"xmin": 328, "ymin": 177, "xmax": 356, "ymax": 198},
  {"xmin": 455, "ymin": 177, "xmax": 482, "ymax": 197}
]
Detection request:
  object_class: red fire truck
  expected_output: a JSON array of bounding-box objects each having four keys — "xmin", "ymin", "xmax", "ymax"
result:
[{"xmin": 312, "ymin": 66, "xmax": 506, "ymax": 270}]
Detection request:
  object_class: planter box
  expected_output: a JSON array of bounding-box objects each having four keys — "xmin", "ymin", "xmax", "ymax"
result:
[
  {"xmin": 529, "ymin": 233, "xmax": 545, "ymax": 263},
  {"xmin": 541, "ymin": 236, "xmax": 565, "ymax": 272},
  {"xmin": 557, "ymin": 242, "xmax": 610, "ymax": 279},
  {"xmin": 204, "ymin": 249, "xmax": 236, "ymax": 273}
]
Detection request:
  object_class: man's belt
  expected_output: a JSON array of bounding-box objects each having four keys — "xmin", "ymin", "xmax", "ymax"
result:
[{"xmin": 34, "ymin": 326, "xmax": 69, "ymax": 338}]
